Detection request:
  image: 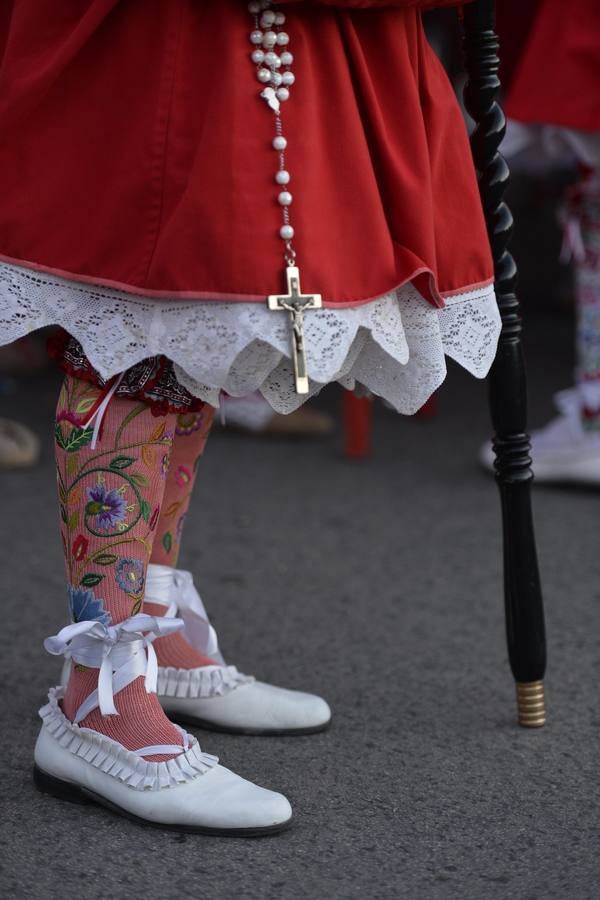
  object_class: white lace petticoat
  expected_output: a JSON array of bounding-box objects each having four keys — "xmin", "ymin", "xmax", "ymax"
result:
[{"xmin": 0, "ymin": 261, "xmax": 501, "ymax": 414}]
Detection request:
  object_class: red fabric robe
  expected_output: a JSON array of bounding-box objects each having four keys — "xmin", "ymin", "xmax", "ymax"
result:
[
  {"xmin": 506, "ymin": 0, "xmax": 600, "ymax": 134},
  {"xmin": 0, "ymin": 0, "xmax": 492, "ymax": 307}
]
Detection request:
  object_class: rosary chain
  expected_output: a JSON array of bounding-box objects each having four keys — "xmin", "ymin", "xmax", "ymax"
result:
[{"xmin": 248, "ymin": 0, "xmax": 298, "ymax": 268}]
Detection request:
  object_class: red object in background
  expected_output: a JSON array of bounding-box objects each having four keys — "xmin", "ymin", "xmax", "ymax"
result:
[
  {"xmin": 495, "ymin": 0, "xmax": 541, "ymax": 92},
  {"xmin": 415, "ymin": 394, "xmax": 438, "ymax": 419},
  {"xmin": 343, "ymin": 390, "xmax": 438, "ymax": 458},
  {"xmin": 505, "ymin": 0, "xmax": 600, "ymax": 134},
  {"xmin": 343, "ymin": 392, "xmax": 372, "ymax": 459}
]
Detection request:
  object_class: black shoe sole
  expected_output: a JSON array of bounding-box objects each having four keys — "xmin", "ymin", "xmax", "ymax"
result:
[
  {"xmin": 168, "ymin": 712, "xmax": 333, "ymax": 737},
  {"xmin": 33, "ymin": 766, "xmax": 292, "ymax": 837}
]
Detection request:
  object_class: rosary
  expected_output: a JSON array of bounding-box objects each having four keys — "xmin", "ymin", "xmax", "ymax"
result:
[{"xmin": 247, "ymin": 0, "xmax": 322, "ymax": 395}]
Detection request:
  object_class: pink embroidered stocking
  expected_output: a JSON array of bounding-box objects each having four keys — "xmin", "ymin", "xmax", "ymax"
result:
[
  {"xmin": 56, "ymin": 374, "xmax": 185, "ymax": 760},
  {"xmin": 145, "ymin": 406, "xmax": 218, "ymax": 669}
]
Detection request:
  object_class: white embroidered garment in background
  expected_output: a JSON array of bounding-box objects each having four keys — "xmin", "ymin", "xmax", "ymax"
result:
[{"xmin": 0, "ymin": 261, "xmax": 501, "ymax": 413}]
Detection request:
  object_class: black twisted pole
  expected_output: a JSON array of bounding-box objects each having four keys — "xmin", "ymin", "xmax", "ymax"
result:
[{"xmin": 462, "ymin": 0, "xmax": 547, "ymax": 726}]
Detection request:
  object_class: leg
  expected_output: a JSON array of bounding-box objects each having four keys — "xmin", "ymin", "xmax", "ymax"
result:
[
  {"xmin": 145, "ymin": 405, "xmax": 218, "ymax": 668},
  {"xmin": 573, "ymin": 170, "xmax": 600, "ymax": 424},
  {"xmin": 36, "ymin": 374, "xmax": 292, "ymax": 832},
  {"xmin": 480, "ymin": 171, "xmax": 600, "ymax": 484},
  {"xmin": 141, "ymin": 410, "xmax": 331, "ymax": 735},
  {"xmin": 56, "ymin": 374, "xmax": 185, "ymax": 758},
  {"xmin": 463, "ymin": 1, "xmax": 547, "ymax": 726},
  {"xmin": 150, "ymin": 406, "xmax": 214, "ymax": 570}
]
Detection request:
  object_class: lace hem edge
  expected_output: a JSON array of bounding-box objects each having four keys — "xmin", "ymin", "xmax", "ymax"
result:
[{"xmin": 0, "ymin": 261, "xmax": 501, "ymax": 415}]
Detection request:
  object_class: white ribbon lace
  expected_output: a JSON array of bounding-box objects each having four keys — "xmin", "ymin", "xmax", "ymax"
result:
[
  {"xmin": 0, "ymin": 261, "xmax": 501, "ymax": 414},
  {"xmin": 44, "ymin": 614, "xmax": 184, "ymax": 722},
  {"xmin": 83, "ymin": 372, "xmax": 125, "ymax": 449},
  {"xmin": 145, "ymin": 564, "xmax": 225, "ymax": 665}
]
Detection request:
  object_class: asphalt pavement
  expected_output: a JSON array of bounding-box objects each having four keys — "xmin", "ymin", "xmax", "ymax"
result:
[{"xmin": 1, "ymin": 314, "xmax": 598, "ymax": 900}]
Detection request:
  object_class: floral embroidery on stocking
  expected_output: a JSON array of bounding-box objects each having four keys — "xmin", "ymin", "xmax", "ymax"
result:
[
  {"xmin": 55, "ymin": 376, "xmax": 175, "ymax": 622},
  {"xmin": 56, "ymin": 373, "xmax": 185, "ymax": 760},
  {"xmin": 146, "ymin": 405, "xmax": 217, "ymax": 670},
  {"xmin": 67, "ymin": 585, "xmax": 111, "ymax": 625},
  {"xmin": 153, "ymin": 407, "xmax": 214, "ymax": 567}
]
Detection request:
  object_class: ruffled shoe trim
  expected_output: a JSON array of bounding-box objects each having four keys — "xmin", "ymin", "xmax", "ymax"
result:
[
  {"xmin": 157, "ymin": 665, "xmax": 255, "ymax": 700},
  {"xmin": 39, "ymin": 686, "xmax": 219, "ymax": 792}
]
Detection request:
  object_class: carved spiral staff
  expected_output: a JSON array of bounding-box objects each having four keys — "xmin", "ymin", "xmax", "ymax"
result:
[{"xmin": 461, "ymin": 0, "xmax": 547, "ymax": 727}]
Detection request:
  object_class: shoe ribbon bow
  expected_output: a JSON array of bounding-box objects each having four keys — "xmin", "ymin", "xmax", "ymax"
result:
[
  {"xmin": 44, "ymin": 614, "xmax": 184, "ymax": 720},
  {"xmin": 145, "ymin": 564, "xmax": 224, "ymax": 664}
]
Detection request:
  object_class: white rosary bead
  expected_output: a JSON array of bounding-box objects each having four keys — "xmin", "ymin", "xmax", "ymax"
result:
[
  {"xmin": 260, "ymin": 10, "xmax": 276, "ymax": 27},
  {"xmin": 248, "ymin": 4, "xmax": 299, "ymax": 272}
]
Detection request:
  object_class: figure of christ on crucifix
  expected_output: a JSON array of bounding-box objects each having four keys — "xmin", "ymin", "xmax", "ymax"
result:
[{"xmin": 268, "ymin": 266, "xmax": 323, "ymax": 394}]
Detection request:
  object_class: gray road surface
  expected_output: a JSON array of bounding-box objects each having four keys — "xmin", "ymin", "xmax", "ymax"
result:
[{"xmin": 1, "ymin": 315, "xmax": 598, "ymax": 900}]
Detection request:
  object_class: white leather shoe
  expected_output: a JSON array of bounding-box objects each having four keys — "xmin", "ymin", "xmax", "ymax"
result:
[
  {"xmin": 38, "ymin": 617, "xmax": 292, "ymax": 835},
  {"xmin": 159, "ymin": 669, "xmax": 332, "ymax": 735},
  {"xmin": 479, "ymin": 388, "xmax": 600, "ymax": 485},
  {"xmin": 147, "ymin": 565, "xmax": 332, "ymax": 735}
]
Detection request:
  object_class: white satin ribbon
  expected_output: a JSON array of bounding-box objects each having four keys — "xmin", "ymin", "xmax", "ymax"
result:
[
  {"xmin": 134, "ymin": 728, "xmax": 189, "ymax": 758},
  {"xmin": 145, "ymin": 564, "xmax": 225, "ymax": 665},
  {"xmin": 44, "ymin": 613, "xmax": 184, "ymax": 721},
  {"xmin": 82, "ymin": 372, "xmax": 125, "ymax": 450}
]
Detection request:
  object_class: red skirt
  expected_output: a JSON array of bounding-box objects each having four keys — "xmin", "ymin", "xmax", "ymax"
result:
[{"xmin": 0, "ymin": 0, "xmax": 492, "ymax": 307}]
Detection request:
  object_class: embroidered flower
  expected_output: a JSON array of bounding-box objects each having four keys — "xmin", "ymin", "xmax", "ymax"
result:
[
  {"xmin": 160, "ymin": 452, "xmax": 171, "ymax": 478},
  {"xmin": 85, "ymin": 484, "xmax": 127, "ymax": 530},
  {"xmin": 56, "ymin": 410, "xmax": 85, "ymax": 427},
  {"xmin": 149, "ymin": 506, "xmax": 160, "ymax": 531},
  {"xmin": 175, "ymin": 413, "xmax": 203, "ymax": 437},
  {"xmin": 174, "ymin": 465, "xmax": 192, "ymax": 488},
  {"xmin": 68, "ymin": 585, "xmax": 111, "ymax": 625},
  {"xmin": 176, "ymin": 513, "xmax": 186, "ymax": 544},
  {"xmin": 115, "ymin": 557, "xmax": 145, "ymax": 595},
  {"xmin": 131, "ymin": 597, "xmax": 143, "ymax": 617},
  {"xmin": 72, "ymin": 534, "xmax": 89, "ymax": 561}
]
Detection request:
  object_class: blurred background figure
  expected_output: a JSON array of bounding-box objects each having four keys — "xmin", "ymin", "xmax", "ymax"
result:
[
  {"xmin": 480, "ymin": 0, "xmax": 600, "ymax": 484},
  {"xmin": 0, "ymin": 415, "xmax": 39, "ymax": 468},
  {"xmin": 0, "ymin": 337, "xmax": 43, "ymax": 468}
]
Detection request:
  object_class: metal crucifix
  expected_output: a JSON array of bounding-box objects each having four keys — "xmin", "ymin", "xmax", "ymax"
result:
[{"xmin": 267, "ymin": 266, "xmax": 322, "ymax": 394}]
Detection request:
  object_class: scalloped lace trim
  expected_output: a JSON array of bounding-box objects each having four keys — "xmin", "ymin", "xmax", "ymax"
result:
[
  {"xmin": 157, "ymin": 664, "xmax": 254, "ymax": 699},
  {"xmin": 0, "ymin": 262, "xmax": 500, "ymax": 414},
  {"xmin": 39, "ymin": 686, "xmax": 219, "ymax": 791}
]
